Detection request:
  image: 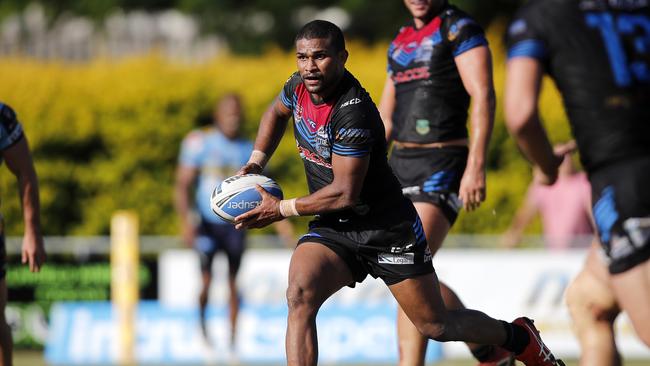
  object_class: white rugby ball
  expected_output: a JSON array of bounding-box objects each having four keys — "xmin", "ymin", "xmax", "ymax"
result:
[{"xmin": 210, "ymin": 174, "xmax": 283, "ymax": 223}]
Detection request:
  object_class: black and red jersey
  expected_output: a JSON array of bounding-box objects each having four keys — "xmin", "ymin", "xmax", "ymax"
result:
[
  {"xmin": 279, "ymin": 71, "xmax": 405, "ymax": 220},
  {"xmin": 387, "ymin": 5, "xmax": 487, "ymax": 143},
  {"xmin": 506, "ymin": 0, "xmax": 650, "ymax": 174}
]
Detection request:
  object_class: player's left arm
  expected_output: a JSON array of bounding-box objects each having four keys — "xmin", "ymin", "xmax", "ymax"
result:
[
  {"xmin": 504, "ymin": 57, "xmax": 562, "ymax": 185},
  {"xmin": 3, "ymin": 136, "xmax": 45, "ymax": 272},
  {"xmin": 455, "ymin": 45, "xmax": 496, "ymax": 211},
  {"xmin": 235, "ymin": 153, "xmax": 369, "ymax": 229}
]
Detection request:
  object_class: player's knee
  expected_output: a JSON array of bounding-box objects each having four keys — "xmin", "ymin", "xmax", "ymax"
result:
[
  {"xmin": 416, "ymin": 320, "xmax": 447, "ymax": 341},
  {"xmin": 565, "ymin": 278, "xmax": 587, "ymax": 319},
  {"xmin": 286, "ymin": 283, "xmax": 320, "ymax": 316}
]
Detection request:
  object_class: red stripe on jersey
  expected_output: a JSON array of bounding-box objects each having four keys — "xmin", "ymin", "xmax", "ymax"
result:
[
  {"xmin": 295, "ymin": 83, "xmax": 335, "ymax": 133},
  {"xmin": 393, "ymin": 17, "xmax": 442, "ymax": 50}
]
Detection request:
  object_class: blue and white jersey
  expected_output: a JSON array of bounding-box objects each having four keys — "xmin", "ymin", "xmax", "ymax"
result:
[
  {"xmin": 179, "ymin": 127, "xmax": 253, "ymax": 224},
  {"xmin": 0, "ymin": 103, "xmax": 24, "ymax": 155}
]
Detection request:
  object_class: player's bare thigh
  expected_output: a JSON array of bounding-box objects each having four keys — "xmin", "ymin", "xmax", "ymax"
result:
[
  {"xmin": 567, "ymin": 242, "xmax": 619, "ymax": 326},
  {"xmin": 287, "ymin": 242, "xmax": 355, "ymax": 306},
  {"xmin": 610, "ymin": 258, "xmax": 650, "ymax": 346},
  {"xmin": 413, "ymin": 202, "xmax": 451, "ymax": 255}
]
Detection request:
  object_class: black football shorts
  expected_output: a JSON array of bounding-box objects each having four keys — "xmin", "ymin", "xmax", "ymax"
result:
[
  {"xmin": 590, "ymin": 157, "xmax": 650, "ymax": 274},
  {"xmin": 389, "ymin": 145, "xmax": 468, "ymax": 225},
  {"xmin": 297, "ymin": 198, "xmax": 433, "ymax": 286}
]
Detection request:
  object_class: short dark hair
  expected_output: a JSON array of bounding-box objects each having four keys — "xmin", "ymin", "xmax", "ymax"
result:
[{"xmin": 295, "ymin": 20, "xmax": 345, "ymax": 53}]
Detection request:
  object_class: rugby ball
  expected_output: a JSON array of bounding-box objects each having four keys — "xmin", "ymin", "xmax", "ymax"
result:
[{"xmin": 210, "ymin": 174, "xmax": 283, "ymax": 223}]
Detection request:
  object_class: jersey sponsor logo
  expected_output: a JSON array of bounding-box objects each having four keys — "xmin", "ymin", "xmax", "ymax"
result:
[
  {"xmin": 340, "ymin": 98, "xmax": 361, "ymax": 108},
  {"xmin": 392, "ymin": 66, "xmax": 431, "ymax": 84},
  {"xmin": 415, "ymin": 119, "xmax": 431, "ymax": 135},
  {"xmin": 377, "ymin": 253, "xmax": 415, "ymax": 265},
  {"xmin": 298, "ymin": 145, "xmax": 332, "ymax": 168}
]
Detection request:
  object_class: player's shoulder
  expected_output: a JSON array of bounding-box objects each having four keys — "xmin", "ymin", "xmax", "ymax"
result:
[
  {"xmin": 183, "ymin": 128, "xmax": 208, "ymax": 146},
  {"xmin": 283, "ymin": 72, "xmax": 302, "ymax": 90},
  {"xmin": 0, "ymin": 102, "xmax": 19, "ymax": 129},
  {"xmin": 506, "ymin": 0, "xmax": 557, "ymax": 40},
  {"xmin": 441, "ymin": 5, "xmax": 481, "ymax": 27},
  {"xmin": 335, "ymin": 72, "xmax": 374, "ymax": 111},
  {"xmin": 512, "ymin": 0, "xmax": 562, "ymax": 21}
]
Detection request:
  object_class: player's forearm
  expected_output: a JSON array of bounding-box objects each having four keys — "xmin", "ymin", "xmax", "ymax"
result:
[
  {"xmin": 509, "ymin": 115, "xmax": 559, "ymax": 177},
  {"xmin": 173, "ymin": 183, "xmax": 193, "ymax": 224},
  {"xmin": 467, "ymin": 89, "xmax": 495, "ymax": 170},
  {"xmin": 378, "ymin": 76, "xmax": 396, "ymax": 143},
  {"xmin": 18, "ymin": 171, "xmax": 42, "ymax": 236},
  {"xmin": 291, "ymin": 184, "xmax": 359, "ymax": 217}
]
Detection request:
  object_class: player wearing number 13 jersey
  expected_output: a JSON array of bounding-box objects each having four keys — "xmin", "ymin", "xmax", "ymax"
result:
[{"xmin": 505, "ymin": 0, "xmax": 650, "ymax": 348}]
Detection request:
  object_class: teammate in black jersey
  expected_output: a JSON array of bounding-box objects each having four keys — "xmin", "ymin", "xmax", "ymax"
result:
[
  {"xmin": 378, "ymin": 1, "xmax": 511, "ymax": 365},
  {"xmin": 236, "ymin": 19, "xmax": 563, "ymax": 366},
  {"xmin": 505, "ymin": 0, "xmax": 650, "ymax": 355},
  {"xmin": 0, "ymin": 103, "xmax": 46, "ymax": 366}
]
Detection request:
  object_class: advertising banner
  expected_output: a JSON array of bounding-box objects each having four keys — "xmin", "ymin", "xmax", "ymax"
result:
[
  {"xmin": 45, "ymin": 301, "xmax": 441, "ymax": 364},
  {"xmin": 159, "ymin": 248, "xmax": 649, "ymax": 359}
]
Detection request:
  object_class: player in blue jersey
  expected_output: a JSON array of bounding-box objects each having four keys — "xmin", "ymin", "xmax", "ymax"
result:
[
  {"xmin": 378, "ymin": 1, "xmax": 510, "ymax": 364},
  {"xmin": 504, "ymin": 0, "xmax": 650, "ymax": 357},
  {"xmin": 236, "ymin": 19, "xmax": 563, "ymax": 366},
  {"xmin": 0, "ymin": 103, "xmax": 45, "ymax": 366},
  {"xmin": 174, "ymin": 94, "xmax": 253, "ymax": 349}
]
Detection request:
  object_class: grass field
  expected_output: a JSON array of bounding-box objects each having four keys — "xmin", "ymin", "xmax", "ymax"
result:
[{"xmin": 14, "ymin": 351, "xmax": 650, "ymax": 366}]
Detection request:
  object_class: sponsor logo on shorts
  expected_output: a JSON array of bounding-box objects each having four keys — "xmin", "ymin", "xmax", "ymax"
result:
[
  {"xmin": 402, "ymin": 186, "xmax": 421, "ymax": 196},
  {"xmin": 378, "ymin": 253, "xmax": 415, "ymax": 264},
  {"xmin": 424, "ymin": 247, "xmax": 432, "ymax": 263}
]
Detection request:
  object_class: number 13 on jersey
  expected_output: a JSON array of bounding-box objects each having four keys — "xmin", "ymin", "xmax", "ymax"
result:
[{"xmin": 586, "ymin": 12, "xmax": 650, "ymax": 87}]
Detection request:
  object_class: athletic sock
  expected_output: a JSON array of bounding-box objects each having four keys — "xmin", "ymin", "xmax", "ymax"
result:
[
  {"xmin": 499, "ymin": 320, "xmax": 530, "ymax": 355},
  {"xmin": 471, "ymin": 345, "xmax": 495, "ymax": 362}
]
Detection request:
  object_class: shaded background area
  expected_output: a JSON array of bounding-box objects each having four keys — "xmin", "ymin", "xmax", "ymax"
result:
[
  {"xmin": 0, "ymin": 0, "xmax": 574, "ymax": 236},
  {"xmin": 0, "ymin": 1, "xmax": 522, "ymax": 55}
]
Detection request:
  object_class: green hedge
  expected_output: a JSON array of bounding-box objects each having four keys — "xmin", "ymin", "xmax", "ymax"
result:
[{"xmin": 0, "ymin": 24, "xmax": 573, "ymax": 237}]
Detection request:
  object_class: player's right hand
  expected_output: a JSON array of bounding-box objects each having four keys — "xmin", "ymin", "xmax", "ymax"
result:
[
  {"xmin": 181, "ymin": 222, "xmax": 196, "ymax": 248},
  {"xmin": 237, "ymin": 162, "xmax": 263, "ymax": 176},
  {"xmin": 22, "ymin": 231, "xmax": 46, "ymax": 273}
]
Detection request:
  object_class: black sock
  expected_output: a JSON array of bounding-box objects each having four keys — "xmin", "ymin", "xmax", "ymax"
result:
[
  {"xmin": 471, "ymin": 345, "xmax": 495, "ymax": 362},
  {"xmin": 499, "ymin": 320, "xmax": 530, "ymax": 355}
]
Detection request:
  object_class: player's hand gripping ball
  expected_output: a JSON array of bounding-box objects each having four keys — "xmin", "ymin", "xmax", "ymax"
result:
[{"xmin": 210, "ymin": 174, "xmax": 283, "ymax": 223}]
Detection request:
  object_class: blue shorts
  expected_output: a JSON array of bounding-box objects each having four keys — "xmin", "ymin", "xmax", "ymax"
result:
[{"xmin": 194, "ymin": 219, "xmax": 246, "ymax": 275}]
